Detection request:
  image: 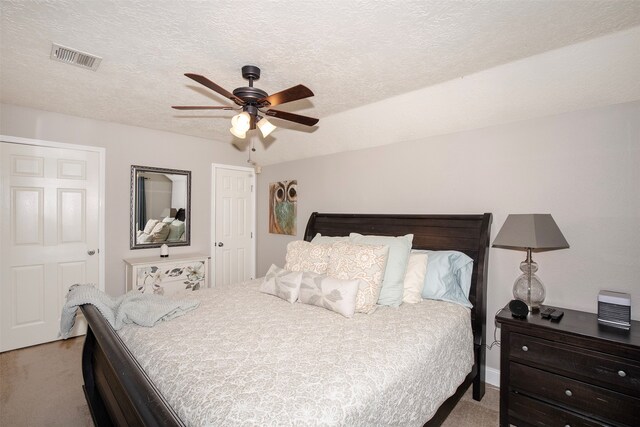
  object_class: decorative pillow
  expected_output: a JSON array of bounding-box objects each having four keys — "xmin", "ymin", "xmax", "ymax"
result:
[
  {"xmin": 143, "ymin": 219, "xmax": 159, "ymax": 234},
  {"xmin": 259, "ymin": 264, "xmax": 303, "ymax": 303},
  {"xmin": 150, "ymin": 222, "xmax": 171, "ymax": 242},
  {"xmin": 162, "ymin": 216, "xmax": 174, "ymax": 223},
  {"xmin": 167, "ymin": 219, "xmax": 185, "ymax": 241},
  {"xmin": 137, "ymin": 232, "xmax": 151, "ymax": 243},
  {"xmin": 415, "ymin": 250, "xmax": 474, "ymax": 308},
  {"xmin": 402, "ymin": 252, "xmax": 428, "ymax": 304},
  {"xmin": 299, "ymin": 271, "xmax": 360, "ymax": 318},
  {"xmin": 284, "ymin": 240, "xmax": 333, "ymax": 274},
  {"xmin": 327, "ymin": 241, "xmax": 389, "ymax": 314},
  {"xmin": 310, "ymin": 233, "xmax": 350, "ymax": 244},
  {"xmin": 349, "ymin": 233, "xmax": 413, "ymax": 307}
]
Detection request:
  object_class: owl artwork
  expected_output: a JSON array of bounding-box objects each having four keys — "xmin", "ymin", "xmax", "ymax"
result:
[{"xmin": 269, "ymin": 180, "xmax": 297, "ymax": 235}]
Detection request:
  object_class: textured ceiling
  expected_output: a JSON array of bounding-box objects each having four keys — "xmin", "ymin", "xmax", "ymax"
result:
[{"xmin": 2, "ymin": 0, "xmax": 640, "ymax": 164}]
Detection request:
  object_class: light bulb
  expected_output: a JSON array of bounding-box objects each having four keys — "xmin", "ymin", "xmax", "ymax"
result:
[
  {"xmin": 229, "ymin": 127, "xmax": 246, "ymax": 139},
  {"xmin": 231, "ymin": 112, "xmax": 251, "ymax": 133},
  {"xmin": 257, "ymin": 117, "xmax": 276, "ymax": 137}
]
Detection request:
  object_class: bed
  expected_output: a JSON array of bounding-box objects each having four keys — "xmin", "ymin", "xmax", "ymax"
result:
[{"xmin": 80, "ymin": 212, "xmax": 492, "ymax": 426}]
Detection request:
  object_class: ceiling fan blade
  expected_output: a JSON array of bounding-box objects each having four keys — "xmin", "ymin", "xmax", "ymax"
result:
[
  {"xmin": 259, "ymin": 84, "xmax": 314, "ymax": 107},
  {"xmin": 265, "ymin": 109, "xmax": 319, "ymax": 126},
  {"xmin": 184, "ymin": 73, "xmax": 244, "ymax": 104},
  {"xmin": 172, "ymin": 106, "xmax": 235, "ymax": 110}
]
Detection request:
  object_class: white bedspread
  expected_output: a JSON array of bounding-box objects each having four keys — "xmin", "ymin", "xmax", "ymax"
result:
[{"xmin": 117, "ymin": 278, "xmax": 474, "ymax": 426}]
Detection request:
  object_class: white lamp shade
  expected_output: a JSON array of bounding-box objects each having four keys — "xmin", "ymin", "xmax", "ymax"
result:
[
  {"xmin": 231, "ymin": 112, "xmax": 251, "ymax": 133},
  {"xmin": 229, "ymin": 126, "xmax": 246, "ymax": 139},
  {"xmin": 257, "ymin": 117, "xmax": 276, "ymax": 137}
]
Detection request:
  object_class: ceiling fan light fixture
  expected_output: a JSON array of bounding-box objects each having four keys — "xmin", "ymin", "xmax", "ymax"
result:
[
  {"xmin": 257, "ymin": 117, "xmax": 276, "ymax": 138},
  {"xmin": 229, "ymin": 126, "xmax": 246, "ymax": 139},
  {"xmin": 173, "ymin": 67, "xmax": 318, "ymax": 138},
  {"xmin": 231, "ymin": 112, "xmax": 251, "ymax": 133}
]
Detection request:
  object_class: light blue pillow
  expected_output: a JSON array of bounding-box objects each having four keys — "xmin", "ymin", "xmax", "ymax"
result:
[
  {"xmin": 311, "ymin": 233, "xmax": 350, "ymax": 244},
  {"xmin": 349, "ymin": 233, "xmax": 413, "ymax": 307},
  {"xmin": 417, "ymin": 250, "xmax": 474, "ymax": 308}
]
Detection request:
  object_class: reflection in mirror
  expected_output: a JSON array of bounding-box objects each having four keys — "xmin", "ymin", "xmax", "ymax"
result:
[{"xmin": 130, "ymin": 165, "xmax": 191, "ymax": 249}]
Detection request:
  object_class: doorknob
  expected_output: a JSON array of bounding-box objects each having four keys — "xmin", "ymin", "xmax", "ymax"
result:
[
  {"xmin": 217, "ymin": 242, "xmax": 224, "ymax": 247},
  {"xmin": 87, "ymin": 249, "xmax": 96, "ymax": 256}
]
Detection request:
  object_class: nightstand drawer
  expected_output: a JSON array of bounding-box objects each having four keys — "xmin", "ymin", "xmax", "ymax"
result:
[
  {"xmin": 509, "ymin": 392, "xmax": 604, "ymax": 427},
  {"xmin": 510, "ymin": 332, "xmax": 640, "ymax": 396},
  {"xmin": 510, "ymin": 362, "xmax": 640, "ymax": 426}
]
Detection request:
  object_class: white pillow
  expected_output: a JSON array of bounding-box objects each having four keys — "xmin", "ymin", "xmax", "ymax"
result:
[
  {"xmin": 143, "ymin": 219, "xmax": 159, "ymax": 234},
  {"xmin": 402, "ymin": 252, "xmax": 428, "ymax": 304},
  {"xmin": 310, "ymin": 233, "xmax": 350, "ymax": 244},
  {"xmin": 137, "ymin": 232, "xmax": 151, "ymax": 243},
  {"xmin": 150, "ymin": 222, "xmax": 171, "ymax": 242},
  {"xmin": 299, "ymin": 272, "xmax": 360, "ymax": 318},
  {"xmin": 284, "ymin": 240, "xmax": 333, "ymax": 274},
  {"xmin": 259, "ymin": 264, "xmax": 303, "ymax": 303},
  {"xmin": 327, "ymin": 241, "xmax": 389, "ymax": 314}
]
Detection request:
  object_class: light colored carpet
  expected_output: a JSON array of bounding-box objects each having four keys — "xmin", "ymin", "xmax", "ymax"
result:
[
  {"xmin": 0, "ymin": 337, "xmax": 499, "ymax": 426},
  {"xmin": 442, "ymin": 385, "xmax": 501, "ymax": 427},
  {"xmin": 0, "ymin": 337, "xmax": 92, "ymax": 426}
]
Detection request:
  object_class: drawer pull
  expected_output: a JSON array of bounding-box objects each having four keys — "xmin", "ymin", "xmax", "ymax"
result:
[
  {"xmin": 521, "ymin": 345, "xmax": 528, "ymax": 352},
  {"xmin": 565, "ymin": 389, "xmax": 573, "ymax": 397},
  {"xmin": 618, "ymin": 370, "xmax": 627, "ymax": 377},
  {"xmin": 565, "ymin": 425, "xmax": 571, "ymax": 427}
]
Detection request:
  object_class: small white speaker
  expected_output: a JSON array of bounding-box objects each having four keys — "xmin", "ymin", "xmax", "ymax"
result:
[{"xmin": 598, "ymin": 290, "xmax": 631, "ymax": 329}]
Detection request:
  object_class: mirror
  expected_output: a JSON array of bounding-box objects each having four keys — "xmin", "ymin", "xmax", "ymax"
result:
[{"xmin": 130, "ymin": 165, "xmax": 191, "ymax": 249}]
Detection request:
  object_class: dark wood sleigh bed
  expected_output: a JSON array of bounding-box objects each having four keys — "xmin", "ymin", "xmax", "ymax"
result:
[{"xmin": 81, "ymin": 212, "xmax": 492, "ymax": 426}]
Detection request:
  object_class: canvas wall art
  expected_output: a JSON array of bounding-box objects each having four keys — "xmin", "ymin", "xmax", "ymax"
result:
[{"xmin": 269, "ymin": 180, "xmax": 297, "ymax": 235}]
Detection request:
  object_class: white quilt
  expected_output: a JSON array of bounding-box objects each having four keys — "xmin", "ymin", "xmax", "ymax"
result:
[{"xmin": 117, "ymin": 278, "xmax": 474, "ymax": 426}]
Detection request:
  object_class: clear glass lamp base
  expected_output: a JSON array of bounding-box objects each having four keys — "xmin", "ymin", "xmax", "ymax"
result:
[{"xmin": 513, "ymin": 260, "xmax": 545, "ymax": 312}]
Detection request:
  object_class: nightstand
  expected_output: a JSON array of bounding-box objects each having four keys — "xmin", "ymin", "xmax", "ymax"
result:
[{"xmin": 496, "ymin": 304, "xmax": 640, "ymax": 426}]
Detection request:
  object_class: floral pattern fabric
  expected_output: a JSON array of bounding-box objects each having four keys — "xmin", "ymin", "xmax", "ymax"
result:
[
  {"xmin": 117, "ymin": 279, "xmax": 474, "ymax": 426},
  {"xmin": 327, "ymin": 241, "xmax": 389, "ymax": 314},
  {"xmin": 298, "ymin": 271, "xmax": 360, "ymax": 318},
  {"xmin": 284, "ymin": 240, "xmax": 333, "ymax": 274},
  {"xmin": 136, "ymin": 261, "xmax": 205, "ymax": 295},
  {"xmin": 259, "ymin": 264, "xmax": 303, "ymax": 303}
]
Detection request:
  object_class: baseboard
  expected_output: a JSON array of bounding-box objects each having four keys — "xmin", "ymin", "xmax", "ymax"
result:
[{"xmin": 486, "ymin": 367, "xmax": 500, "ymax": 387}]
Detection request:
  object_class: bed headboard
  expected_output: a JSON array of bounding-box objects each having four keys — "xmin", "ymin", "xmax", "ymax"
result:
[{"xmin": 304, "ymin": 212, "xmax": 492, "ymax": 399}]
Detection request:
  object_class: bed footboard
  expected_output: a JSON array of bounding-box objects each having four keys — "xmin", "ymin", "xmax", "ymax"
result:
[{"xmin": 80, "ymin": 304, "xmax": 184, "ymax": 427}]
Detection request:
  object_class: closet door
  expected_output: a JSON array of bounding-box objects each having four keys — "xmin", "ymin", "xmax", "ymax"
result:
[
  {"xmin": 212, "ymin": 165, "xmax": 255, "ymax": 286},
  {"xmin": 1, "ymin": 141, "xmax": 100, "ymax": 351}
]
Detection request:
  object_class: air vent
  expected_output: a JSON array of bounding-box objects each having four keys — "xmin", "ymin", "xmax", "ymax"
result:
[{"xmin": 50, "ymin": 43, "xmax": 102, "ymax": 71}]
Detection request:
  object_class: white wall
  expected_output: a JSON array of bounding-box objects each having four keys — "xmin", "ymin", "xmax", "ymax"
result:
[
  {"xmin": 256, "ymin": 100, "xmax": 640, "ymax": 376},
  {"xmin": 257, "ymin": 26, "xmax": 640, "ymax": 166},
  {"xmin": 0, "ymin": 103, "xmax": 246, "ymax": 295},
  {"xmin": 170, "ymin": 175, "xmax": 187, "ymax": 210}
]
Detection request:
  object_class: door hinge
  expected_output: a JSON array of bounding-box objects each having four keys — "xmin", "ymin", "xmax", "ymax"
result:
[
  {"xmin": 251, "ymin": 232, "xmax": 253, "ymax": 238},
  {"xmin": 251, "ymin": 185, "xmax": 254, "ymax": 192}
]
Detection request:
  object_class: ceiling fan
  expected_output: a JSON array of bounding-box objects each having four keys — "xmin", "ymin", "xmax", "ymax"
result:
[{"xmin": 172, "ymin": 65, "xmax": 319, "ymax": 139}]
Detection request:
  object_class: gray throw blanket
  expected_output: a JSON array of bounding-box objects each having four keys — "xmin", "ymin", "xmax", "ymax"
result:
[{"xmin": 60, "ymin": 284, "xmax": 200, "ymax": 338}]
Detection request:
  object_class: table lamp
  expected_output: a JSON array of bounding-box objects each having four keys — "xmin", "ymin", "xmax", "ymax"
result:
[{"xmin": 493, "ymin": 214, "xmax": 569, "ymax": 311}]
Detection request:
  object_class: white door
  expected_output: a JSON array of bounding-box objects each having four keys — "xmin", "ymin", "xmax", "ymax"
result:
[
  {"xmin": 1, "ymin": 141, "xmax": 101, "ymax": 352},
  {"xmin": 212, "ymin": 165, "xmax": 255, "ymax": 286}
]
